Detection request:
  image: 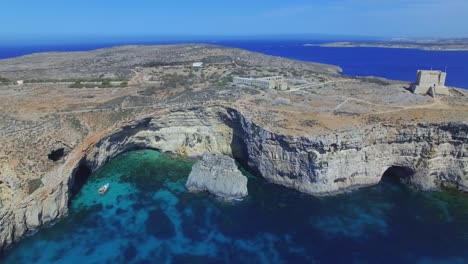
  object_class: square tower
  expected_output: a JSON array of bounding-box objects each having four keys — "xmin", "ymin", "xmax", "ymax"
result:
[{"xmin": 411, "ymin": 70, "xmax": 449, "ymax": 96}]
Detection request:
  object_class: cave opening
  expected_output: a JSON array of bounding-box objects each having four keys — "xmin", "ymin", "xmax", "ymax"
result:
[
  {"xmin": 381, "ymin": 166, "xmax": 415, "ymax": 184},
  {"xmin": 68, "ymin": 147, "xmax": 163, "ymax": 203},
  {"xmin": 70, "ymin": 163, "xmax": 92, "ymax": 201},
  {"xmin": 48, "ymin": 148, "xmax": 65, "ymax": 162}
]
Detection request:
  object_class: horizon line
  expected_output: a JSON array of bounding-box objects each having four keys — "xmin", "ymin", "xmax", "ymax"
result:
[{"xmin": 1, "ymin": 33, "xmax": 467, "ymax": 40}]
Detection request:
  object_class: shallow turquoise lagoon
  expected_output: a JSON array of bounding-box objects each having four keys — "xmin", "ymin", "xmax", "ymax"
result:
[{"xmin": 2, "ymin": 149, "xmax": 468, "ymax": 263}]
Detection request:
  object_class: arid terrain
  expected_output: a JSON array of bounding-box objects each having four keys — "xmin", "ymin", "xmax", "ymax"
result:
[
  {"xmin": 0, "ymin": 44, "xmax": 467, "ymax": 251},
  {"xmin": 310, "ymin": 38, "xmax": 468, "ymax": 51}
]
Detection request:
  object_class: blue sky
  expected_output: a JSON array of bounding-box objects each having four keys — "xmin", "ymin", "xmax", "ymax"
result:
[{"xmin": 1, "ymin": 0, "xmax": 467, "ymax": 40}]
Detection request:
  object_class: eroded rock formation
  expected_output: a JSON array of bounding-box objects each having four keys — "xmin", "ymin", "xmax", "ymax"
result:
[
  {"xmin": 1, "ymin": 106, "xmax": 467, "ymax": 252},
  {"xmin": 228, "ymin": 109, "xmax": 468, "ymax": 195},
  {"xmin": 186, "ymin": 153, "xmax": 248, "ymax": 200}
]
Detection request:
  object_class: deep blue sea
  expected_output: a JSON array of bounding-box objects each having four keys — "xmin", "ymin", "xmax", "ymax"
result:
[
  {"xmin": 1, "ymin": 40, "xmax": 468, "ymax": 88},
  {"xmin": 2, "ymin": 150, "xmax": 468, "ymax": 264}
]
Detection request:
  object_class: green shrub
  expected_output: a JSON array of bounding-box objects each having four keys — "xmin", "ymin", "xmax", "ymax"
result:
[
  {"xmin": 0, "ymin": 76, "xmax": 12, "ymax": 85},
  {"xmin": 99, "ymin": 80, "xmax": 113, "ymax": 88},
  {"xmin": 69, "ymin": 118, "xmax": 82, "ymax": 130},
  {"xmin": 161, "ymin": 73, "xmax": 192, "ymax": 88},
  {"xmin": 69, "ymin": 81, "xmax": 84, "ymax": 88}
]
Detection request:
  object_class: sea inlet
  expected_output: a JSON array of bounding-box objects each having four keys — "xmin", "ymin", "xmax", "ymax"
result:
[{"xmin": 2, "ymin": 149, "xmax": 468, "ymax": 263}]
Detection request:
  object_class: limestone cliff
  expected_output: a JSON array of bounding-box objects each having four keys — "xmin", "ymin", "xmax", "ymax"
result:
[
  {"xmin": 186, "ymin": 153, "xmax": 248, "ymax": 200},
  {"xmin": 1, "ymin": 106, "xmax": 467, "ymax": 252},
  {"xmin": 226, "ymin": 108, "xmax": 468, "ymax": 195}
]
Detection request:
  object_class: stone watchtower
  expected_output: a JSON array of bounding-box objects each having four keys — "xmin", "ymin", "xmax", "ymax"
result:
[{"xmin": 411, "ymin": 70, "xmax": 449, "ymax": 96}]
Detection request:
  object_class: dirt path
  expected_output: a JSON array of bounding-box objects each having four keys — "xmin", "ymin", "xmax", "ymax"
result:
[
  {"xmin": 288, "ymin": 80, "xmax": 341, "ymax": 92},
  {"xmin": 130, "ymin": 69, "xmax": 144, "ymax": 84},
  {"xmin": 333, "ymin": 95, "xmax": 450, "ymax": 114},
  {"xmin": 370, "ymin": 97, "xmax": 450, "ymax": 115}
]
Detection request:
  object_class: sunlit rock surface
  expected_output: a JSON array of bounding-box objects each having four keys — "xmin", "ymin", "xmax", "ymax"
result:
[{"xmin": 186, "ymin": 153, "xmax": 248, "ymax": 200}]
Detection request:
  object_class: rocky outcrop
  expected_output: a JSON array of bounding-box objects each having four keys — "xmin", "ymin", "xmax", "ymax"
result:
[
  {"xmin": 0, "ymin": 181, "xmax": 68, "ymax": 250},
  {"xmin": 186, "ymin": 153, "xmax": 248, "ymax": 200},
  {"xmin": 0, "ymin": 107, "xmax": 234, "ymax": 253},
  {"xmin": 1, "ymin": 106, "xmax": 467, "ymax": 252},
  {"xmin": 226, "ymin": 108, "xmax": 468, "ymax": 195}
]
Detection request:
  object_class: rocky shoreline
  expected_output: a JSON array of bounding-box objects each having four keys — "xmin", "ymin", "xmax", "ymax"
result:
[{"xmin": 1, "ymin": 106, "xmax": 467, "ymax": 252}]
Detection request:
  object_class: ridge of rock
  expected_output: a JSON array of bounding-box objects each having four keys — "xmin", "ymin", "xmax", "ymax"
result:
[{"xmin": 186, "ymin": 153, "xmax": 248, "ymax": 200}]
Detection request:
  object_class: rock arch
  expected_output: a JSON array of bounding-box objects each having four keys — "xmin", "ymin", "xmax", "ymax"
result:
[
  {"xmin": 2, "ymin": 107, "xmax": 467, "ymax": 253},
  {"xmin": 65, "ymin": 110, "xmax": 238, "ymax": 202},
  {"xmin": 62, "ymin": 110, "xmax": 468, "ymax": 201}
]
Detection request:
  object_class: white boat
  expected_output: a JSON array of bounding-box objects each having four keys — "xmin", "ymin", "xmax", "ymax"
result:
[{"xmin": 98, "ymin": 183, "xmax": 110, "ymax": 195}]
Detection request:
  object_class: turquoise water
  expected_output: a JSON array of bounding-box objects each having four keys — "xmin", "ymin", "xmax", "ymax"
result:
[{"xmin": 2, "ymin": 149, "xmax": 468, "ymax": 263}]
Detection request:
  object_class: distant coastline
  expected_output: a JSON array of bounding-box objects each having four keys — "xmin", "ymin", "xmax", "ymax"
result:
[
  {"xmin": 305, "ymin": 41, "xmax": 468, "ymax": 51},
  {"xmin": 1, "ymin": 40, "xmax": 468, "ymax": 89}
]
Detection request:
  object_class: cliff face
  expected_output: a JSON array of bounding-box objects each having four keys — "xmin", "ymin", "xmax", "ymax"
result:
[
  {"xmin": 1, "ymin": 106, "xmax": 467, "ymax": 251},
  {"xmin": 1, "ymin": 107, "xmax": 234, "ymax": 252},
  {"xmin": 186, "ymin": 153, "xmax": 248, "ymax": 200},
  {"xmin": 227, "ymin": 109, "xmax": 468, "ymax": 195}
]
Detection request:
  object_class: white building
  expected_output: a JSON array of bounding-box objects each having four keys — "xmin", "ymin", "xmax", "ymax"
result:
[
  {"xmin": 411, "ymin": 70, "xmax": 449, "ymax": 96},
  {"xmin": 233, "ymin": 76, "xmax": 288, "ymax": 90},
  {"xmin": 192, "ymin": 62, "xmax": 204, "ymax": 68},
  {"xmin": 16, "ymin": 80, "xmax": 24, "ymax": 85}
]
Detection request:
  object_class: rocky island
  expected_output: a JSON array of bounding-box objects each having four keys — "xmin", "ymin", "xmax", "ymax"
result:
[
  {"xmin": 0, "ymin": 44, "xmax": 467, "ymax": 252},
  {"xmin": 309, "ymin": 38, "xmax": 468, "ymax": 51}
]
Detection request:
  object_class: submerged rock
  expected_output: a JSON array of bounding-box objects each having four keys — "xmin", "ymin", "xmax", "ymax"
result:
[
  {"xmin": 186, "ymin": 153, "xmax": 248, "ymax": 200},
  {"xmin": 146, "ymin": 209, "xmax": 175, "ymax": 239}
]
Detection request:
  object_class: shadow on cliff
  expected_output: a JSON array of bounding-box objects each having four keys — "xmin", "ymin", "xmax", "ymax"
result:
[
  {"xmin": 221, "ymin": 108, "xmax": 262, "ymax": 177},
  {"xmin": 68, "ymin": 109, "xmax": 264, "ymax": 205},
  {"xmin": 381, "ymin": 166, "xmax": 415, "ymax": 185},
  {"xmin": 69, "ymin": 162, "xmax": 92, "ymax": 201}
]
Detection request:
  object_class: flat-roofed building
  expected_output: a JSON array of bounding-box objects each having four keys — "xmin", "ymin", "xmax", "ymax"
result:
[
  {"xmin": 411, "ymin": 70, "xmax": 449, "ymax": 96},
  {"xmin": 192, "ymin": 62, "xmax": 204, "ymax": 68},
  {"xmin": 233, "ymin": 76, "xmax": 288, "ymax": 90}
]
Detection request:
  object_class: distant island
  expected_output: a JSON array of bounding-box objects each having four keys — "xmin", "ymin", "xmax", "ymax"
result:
[{"xmin": 306, "ymin": 38, "xmax": 468, "ymax": 51}]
